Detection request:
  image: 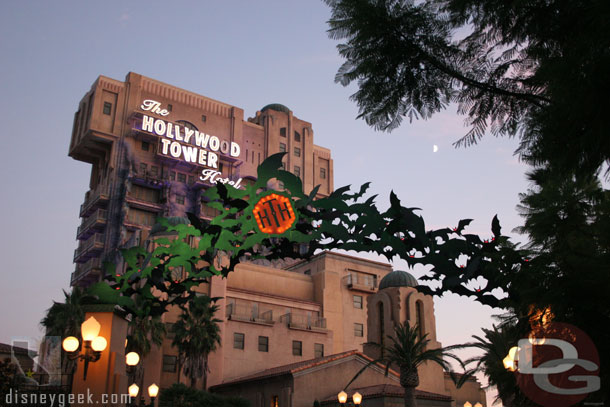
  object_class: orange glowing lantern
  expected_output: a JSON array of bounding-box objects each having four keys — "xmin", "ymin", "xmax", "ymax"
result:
[{"xmin": 252, "ymin": 193, "xmax": 297, "ymax": 235}]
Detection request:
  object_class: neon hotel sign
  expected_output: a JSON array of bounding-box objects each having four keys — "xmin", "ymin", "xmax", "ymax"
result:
[{"xmin": 138, "ymin": 100, "xmax": 243, "ymax": 188}]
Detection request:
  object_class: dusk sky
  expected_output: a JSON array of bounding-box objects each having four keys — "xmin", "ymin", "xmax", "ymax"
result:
[{"xmin": 0, "ymin": 2, "xmax": 531, "ymax": 403}]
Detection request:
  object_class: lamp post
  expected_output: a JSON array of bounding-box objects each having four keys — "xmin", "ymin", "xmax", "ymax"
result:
[
  {"xmin": 128, "ymin": 382, "xmax": 159, "ymax": 407},
  {"xmin": 338, "ymin": 391, "xmax": 362, "ymax": 406},
  {"xmin": 62, "ymin": 316, "xmax": 108, "ymax": 380},
  {"xmin": 126, "ymin": 351, "xmax": 140, "ymax": 382},
  {"xmin": 128, "ymin": 384, "xmax": 140, "ymax": 407},
  {"xmin": 148, "ymin": 383, "xmax": 159, "ymax": 406}
]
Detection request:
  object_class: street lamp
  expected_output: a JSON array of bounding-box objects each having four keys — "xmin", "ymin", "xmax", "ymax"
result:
[
  {"xmin": 128, "ymin": 383, "xmax": 139, "ymax": 407},
  {"xmin": 503, "ymin": 346, "xmax": 520, "ymax": 372},
  {"xmin": 337, "ymin": 391, "xmax": 362, "ymax": 406},
  {"xmin": 128, "ymin": 383, "xmax": 159, "ymax": 407},
  {"xmin": 62, "ymin": 316, "xmax": 108, "ymax": 380},
  {"xmin": 148, "ymin": 383, "xmax": 159, "ymax": 406},
  {"xmin": 126, "ymin": 351, "xmax": 141, "ymax": 381}
]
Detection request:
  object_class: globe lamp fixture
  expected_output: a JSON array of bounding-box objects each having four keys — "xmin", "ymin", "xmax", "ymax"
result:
[
  {"xmin": 338, "ymin": 390, "xmax": 362, "ymax": 406},
  {"xmin": 61, "ymin": 316, "xmax": 107, "ymax": 380}
]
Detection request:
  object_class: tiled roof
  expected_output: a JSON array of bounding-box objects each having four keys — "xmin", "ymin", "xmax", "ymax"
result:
[
  {"xmin": 320, "ymin": 384, "xmax": 453, "ymax": 403},
  {"xmin": 211, "ymin": 350, "xmax": 398, "ymax": 390}
]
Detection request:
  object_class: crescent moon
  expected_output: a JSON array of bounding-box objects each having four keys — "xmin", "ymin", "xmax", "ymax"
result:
[{"xmin": 433, "ymin": 145, "xmax": 438, "ymax": 153}]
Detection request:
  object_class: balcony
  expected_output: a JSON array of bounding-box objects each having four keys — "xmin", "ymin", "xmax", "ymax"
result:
[
  {"xmin": 226, "ymin": 303, "xmax": 274, "ymax": 325},
  {"xmin": 73, "ymin": 233, "xmax": 105, "ymax": 263},
  {"xmin": 70, "ymin": 258, "xmax": 103, "ymax": 286},
  {"xmin": 280, "ymin": 313, "xmax": 326, "ymax": 332},
  {"xmin": 345, "ymin": 271, "xmax": 377, "ymax": 293},
  {"xmin": 79, "ymin": 185, "xmax": 110, "ymax": 217},
  {"xmin": 76, "ymin": 209, "xmax": 107, "ymax": 240}
]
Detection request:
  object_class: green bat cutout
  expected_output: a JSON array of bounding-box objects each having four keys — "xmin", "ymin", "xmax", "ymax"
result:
[{"xmin": 88, "ymin": 153, "xmax": 529, "ymax": 318}]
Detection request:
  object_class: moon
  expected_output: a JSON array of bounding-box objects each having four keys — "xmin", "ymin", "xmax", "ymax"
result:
[{"xmin": 433, "ymin": 144, "xmax": 438, "ymax": 153}]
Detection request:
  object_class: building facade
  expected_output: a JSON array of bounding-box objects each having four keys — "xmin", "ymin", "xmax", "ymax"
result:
[
  {"xmin": 69, "ymin": 72, "xmax": 333, "ymax": 288},
  {"xmin": 68, "ymin": 73, "xmax": 485, "ymax": 406}
]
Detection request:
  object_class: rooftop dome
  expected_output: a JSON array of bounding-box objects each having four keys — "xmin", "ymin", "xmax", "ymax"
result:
[
  {"xmin": 378, "ymin": 270, "xmax": 418, "ymax": 290},
  {"xmin": 261, "ymin": 103, "xmax": 291, "ymax": 114},
  {"xmin": 150, "ymin": 216, "xmax": 190, "ymax": 236}
]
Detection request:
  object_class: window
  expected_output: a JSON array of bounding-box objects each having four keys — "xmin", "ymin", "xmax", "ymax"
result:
[
  {"xmin": 279, "ymin": 143, "xmax": 286, "ymax": 153},
  {"xmin": 353, "ymin": 295, "xmax": 363, "ymax": 309},
  {"xmin": 294, "ymin": 147, "xmax": 301, "ymax": 157},
  {"xmin": 176, "ymin": 195, "xmax": 185, "ymax": 205},
  {"xmin": 103, "ymin": 102, "xmax": 112, "ymax": 115},
  {"xmin": 320, "ymin": 168, "xmax": 326, "ymax": 179},
  {"xmin": 314, "ymin": 343, "xmax": 324, "ymax": 358},
  {"xmin": 171, "ymin": 266, "xmax": 183, "ymax": 282},
  {"xmin": 303, "ymin": 269, "xmax": 311, "ymax": 276},
  {"xmin": 178, "ymin": 173, "xmax": 187, "ymax": 183},
  {"xmin": 379, "ymin": 302, "xmax": 385, "ymax": 351},
  {"xmin": 164, "ymin": 323, "xmax": 175, "ymax": 339},
  {"xmin": 127, "ymin": 208, "xmax": 157, "ymax": 227},
  {"xmin": 219, "ymin": 163, "xmax": 224, "ymax": 172},
  {"xmin": 188, "ymin": 175, "xmax": 195, "ymax": 185},
  {"xmin": 162, "ymin": 355, "xmax": 177, "ymax": 373},
  {"xmin": 150, "ymin": 166, "xmax": 159, "ymax": 177},
  {"xmin": 176, "ymin": 120, "xmax": 198, "ymax": 132},
  {"xmin": 271, "ymin": 396, "xmax": 279, "ymax": 407},
  {"xmin": 280, "ymin": 127, "xmax": 286, "ymax": 137},
  {"xmin": 131, "ymin": 184, "xmax": 160, "ymax": 203},
  {"xmin": 294, "ymin": 166, "xmax": 301, "ymax": 177},
  {"xmin": 416, "ymin": 301, "xmax": 425, "ymax": 339},
  {"xmin": 130, "ymin": 185, "xmax": 160, "ymax": 203},
  {"xmin": 139, "ymin": 163, "xmax": 147, "ymax": 175},
  {"xmin": 294, "ymin": 131, "xmax": 301, "ymax": 142},
  {"xmin": 258, "ymin": 336, "xmax": 269, "ymax": 352},
  {"xmin": 167, "ymin": 104, "xmax": 173, "ymax": 112},
  {"xmin": 201, "ymin": 202, "xmax": 221, "ymax": 218},
  {"xmin": 201, "ymin": 114, "xmax": 207, "ymax": 122},
  {"xmin": 354, "ymin": 323, "xmax": 364, "ymax": 337},
  {"xmin": 234, "ymin": 333, "xmax": 245, "ymax": 349},
  {"xmin": 292, "ymin": 340, "xmax": 302, "ymax": 356},
  {"xmin": 141, "ymin": 141, "xmax": 150, "ymax": 151},
  {"xmin": 170, "ymin": 171, "xmax": 176, "ymax": 181}
]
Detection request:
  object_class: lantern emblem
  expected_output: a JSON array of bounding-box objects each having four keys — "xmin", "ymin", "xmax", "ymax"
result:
[{"xmin": 252, "ymin": 193, "xmax": 296, "ymax": 234}]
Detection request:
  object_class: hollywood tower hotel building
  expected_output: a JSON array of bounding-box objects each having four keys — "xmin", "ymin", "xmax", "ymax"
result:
[
  {"xmin": 68, "ymin": 73, "xmax": 486, "ymax": 406},
  {"xmin": 69, "ymin": 72, "xmax": 333, "ymax": 287}
]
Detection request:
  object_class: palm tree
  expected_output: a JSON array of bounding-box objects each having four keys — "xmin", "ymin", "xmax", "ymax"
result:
[
  {"xmin": 171, "ymin": 295, "xmax": 222, "ymax": 389},
  {"xmin": 41, "ymin": 287, "xmax": 90, "ymax": 338},
  {"xmin": 126, "ymin": 299, "xmax": 166, "ymax": 388},
  {"xmin": 462, "ymin": 323, "xmax": 534, "ymax": 407},
  {"xmin": 347, "ymin": 323, "xmax": 463, "ymax": 407},
  {"xmin": 40, "ymin": 287, "xmax": 93, "ymax": 375}
]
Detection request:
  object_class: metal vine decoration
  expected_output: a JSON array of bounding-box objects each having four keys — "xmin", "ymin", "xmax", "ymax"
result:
[{"xmin": 88, "ymin": 153, "xmax": 529, "ymax": 319}]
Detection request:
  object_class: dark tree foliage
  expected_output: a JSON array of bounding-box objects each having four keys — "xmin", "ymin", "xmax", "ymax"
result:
[
  {"xmin": 513, "ymin": 168, "xmax": 610, "ymax": 400},
  {"xmin": 462, "ymin": 323, "xmax": 535, "ymax": 407},
  {"xmin": 159, "ymin": 383, "xmax": 250, "ymax": 407},
  {"xmin": 325, "ymin": 0, "xmax": 610, "ymax": 177}
]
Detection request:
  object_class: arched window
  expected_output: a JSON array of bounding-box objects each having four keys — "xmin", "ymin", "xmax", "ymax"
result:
[
  {"xmin": 378, "ymin": 302, "xmax": 385, "ymax": 353},
  {"xmin": 175, "ymin": 120, "xmax": 198, "ymax": 132},
  {"xmin": 415, "ymin": 301, "xmax": 425, "ymax": 339}
]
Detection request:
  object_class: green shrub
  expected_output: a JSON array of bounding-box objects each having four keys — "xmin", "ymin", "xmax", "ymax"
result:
[{"xmin": 159, "ymin": 383, "xmax": 250, "ymax": 407}]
